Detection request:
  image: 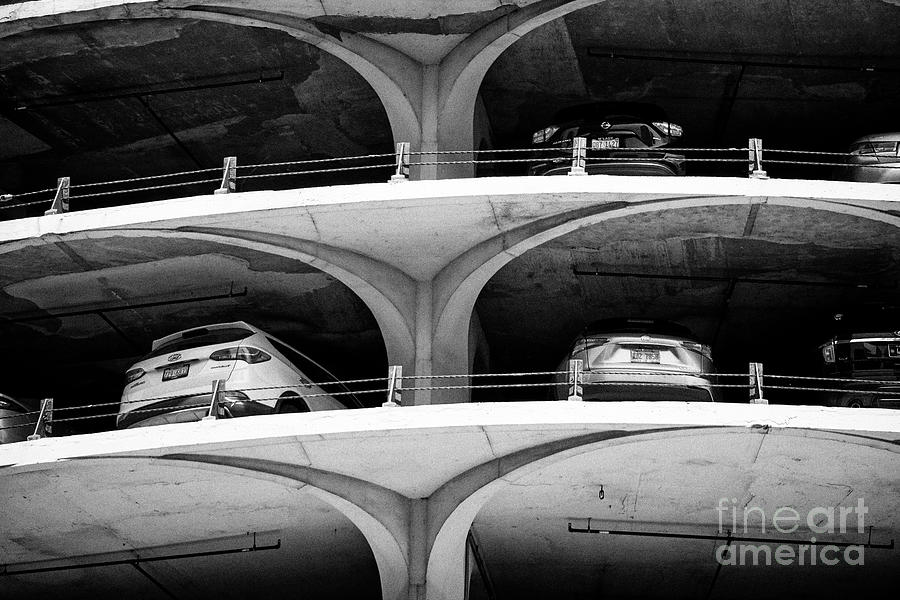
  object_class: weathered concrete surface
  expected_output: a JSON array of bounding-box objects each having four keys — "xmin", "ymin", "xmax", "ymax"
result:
[{"xmin": 1, "ymin": 401, "xmax": 898, "ymax": 599}]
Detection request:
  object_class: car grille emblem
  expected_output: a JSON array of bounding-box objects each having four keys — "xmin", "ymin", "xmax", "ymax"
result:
[
  {"xmin": 601, "ymin": 121, "xmax": 611, "ymax": 129},
  {"xmin": 167, "ymin": 353, "xmax": 182, "ymax": 362}
]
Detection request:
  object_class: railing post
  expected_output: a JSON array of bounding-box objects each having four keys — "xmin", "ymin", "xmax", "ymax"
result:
[
  {"xmin": 383, "ymin": 365, "xmax": 402, "ymax": 407},
  {"xmin": 749, "ymin": 362, "xmax": 767, "ymax": 404},
  {"xmin": 27, "ymin": 398, "xmax": 54, "ymax": 441},
  {"xmin": 203, "ymin": 379, "xmax": 226, "ymax": 420},
  {"xmin": 390, "ymin": 142, "xmax": 410, "ymax": 182},
  {"xmin": 567, "ymin": 359, "xmax": 584, "ymax": 401},
  {"xmin": 748, "ymin": 138, "xmax": 768, "ymax": 179},
  {"xmin": 44, "ymin": 177, "xmax": 70, "ymax": 215},
  {"xmin": 214, "ymin": 156, "xmax": 237, "ymax": 194},
  {"xmin": 569, "ymin": 137, "xmax": 587, "ymax": 176}
]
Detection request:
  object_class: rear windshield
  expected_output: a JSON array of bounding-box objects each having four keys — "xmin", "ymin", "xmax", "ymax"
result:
[
  {"xmin": 849, "ymin": 141, "xmax": 898, "ymax": 155},
  {"xmin": 146, "ymin": 327, "xmax": 254, "ymax": 359}
]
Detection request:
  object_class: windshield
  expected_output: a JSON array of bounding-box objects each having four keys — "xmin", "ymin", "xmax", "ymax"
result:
[{"xmin": 146, "ymin": 327, "xmax": 254, "ymax": 359}]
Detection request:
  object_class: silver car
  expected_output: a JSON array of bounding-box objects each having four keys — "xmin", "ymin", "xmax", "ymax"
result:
[
  {"xmin": 554, "ymin": 319, "xmax": 717, "ymax": 402},
  {"xmin": 845, "ymin": 133, "xmax": 900, "ymax": 183}
]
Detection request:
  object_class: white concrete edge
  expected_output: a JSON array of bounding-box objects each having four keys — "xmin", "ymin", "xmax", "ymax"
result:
[
  {"xmin": 2, "ymin": 176, "xmax": 898, "ymax": 244},
  {"xmin": 1, "ymin": 401, "xmax": 898, "ymax": 470}
]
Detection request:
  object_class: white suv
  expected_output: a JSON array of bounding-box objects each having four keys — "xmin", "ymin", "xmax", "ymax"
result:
[
  {"xmin": 554, "ymin": 319, "xmax": 718, "ymax": 402},
  {"xmin": 118, "ymin": 322, "xmax": 353, "ymax": 429}
]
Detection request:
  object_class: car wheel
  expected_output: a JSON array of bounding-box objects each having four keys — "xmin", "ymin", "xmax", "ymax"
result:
[
  {"xmin": 840, "ymin": 395, "xmax": 868, "ymax": 409},
  {"xmin": 277, "ymin": 392, "xmax": 309, "ymax": 414}
]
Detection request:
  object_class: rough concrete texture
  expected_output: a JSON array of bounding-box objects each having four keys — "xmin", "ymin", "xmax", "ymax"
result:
[{"xmin": 1, "ymin": 401, "xmax": 898, "ymax": 599}]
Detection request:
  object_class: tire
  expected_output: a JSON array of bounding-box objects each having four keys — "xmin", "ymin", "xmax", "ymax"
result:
[
  {"xmin": 839, "ymin": 395, "xmax": 869, "ymax": 409},
  {"xmin": 277, "ymin": 392, "xmax": 309, "ymax": 414}
]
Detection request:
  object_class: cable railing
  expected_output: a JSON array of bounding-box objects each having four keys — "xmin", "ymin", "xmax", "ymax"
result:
[
  {"xmin": 2, "ymin": 138, "xmax": 895, "ymax": 216},
  {"xmin": 3, "ymin": 361, "xmax": 897, "ymax": 443}
]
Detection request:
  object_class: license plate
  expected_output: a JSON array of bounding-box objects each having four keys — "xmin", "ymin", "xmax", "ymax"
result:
[
  {"xmin": 631, "ymin": 349, "xmax": 660, "ymax": 364},
  {"xmin": 162, "ymin": 364, "xmax": 190, "ymax": 381},
  {"xmin": 592, "ymin": 137, "xmax": 619, "ymax": 149}
]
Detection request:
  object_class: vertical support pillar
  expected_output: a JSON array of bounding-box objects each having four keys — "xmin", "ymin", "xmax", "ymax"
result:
[
  {"xmin": 383, "ymin": 365, "xmax": 403, "ymax": 407},
  {"xmin": 749, "ymin": 362, "xmax": 767, "ymax": 404},
  {"xmin": 214, "ymin": 156, "xmax": 237, "ymax": 194},
  {"xmin": 203, "ymin": 379, "xmax": 225, "ymax": 420},
  {"xmin": 567, "ymin": 359, "xmax": 584, "ymax": 401},
  {"xmin": 27, "ymin": 398, "xmax": 54, "ymax": 441},
  {"xmin": 391, "ymin": 142, "xmax": 410, "ymax": 182},
  {"xmin": 44, "ymin": 177, "xmax": 70, "ymax": 215},
  {"xmin": 569, "ymin": 137, "xmax": 587, "ymax": 176},
  {"xmin": 748, "ymin": 138, "xmax": 768, "ymax": 179}
]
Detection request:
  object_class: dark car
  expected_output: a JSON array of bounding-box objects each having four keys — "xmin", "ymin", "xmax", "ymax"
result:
[
  {"xmin": 818, "ymin": 329, "xmax": 900, "ymax": 408},
  {"xmin": 0, "ymin": 392, "xmax": 34, "ymax": 444},
  {"xmin": 843, "ymin": 133, "xmax": 900, "ymax": 184},
  {"xmin": 554, "ymin": 318, "xmax": 717, "ymax": 402},
  {"xmin": 529, "ymin": 102, "xmax": 685, "ymax": 176}
]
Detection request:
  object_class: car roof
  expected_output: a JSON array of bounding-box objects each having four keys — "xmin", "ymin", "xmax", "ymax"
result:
[
  {"xmin": 552, "ymin": 102, "xmax": 669, "ymax": 124},
  {"xmin": 150, "ymin": 321, "xmax": 259, "ymax": 351},
  {"xmin": 582, "ymin": 318, "xmax": 696, "ymax": 340},
  {"xmin": 850, "ymin": 132, "xmax": 900, "ymax": 144}
]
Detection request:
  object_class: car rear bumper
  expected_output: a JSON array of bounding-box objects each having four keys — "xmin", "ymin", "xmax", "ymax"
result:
[
  {"xmin": 530, "ymin": 156, "xmax": 685, "ymax": 177},
  {"xmin": 582, "ymin": 372, "xmax": 716, "ymax": 402},
  {"xmin": 117, "ymin": 395, "xmax": 276, "ymax": 429}
]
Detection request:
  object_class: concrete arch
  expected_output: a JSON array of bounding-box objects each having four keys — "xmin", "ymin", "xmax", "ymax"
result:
[
  {"xmin": 423, "ymin": 425, "xmax": 900, "ymax": 600},
  {"xmin": 0, "ymin": 0, "xmax": 615, "ymax": 179},
  {"xmin": 35, "ymin": 226, "xmax": 418, "ymax": 375},
  {"xmin": 158, "ymin": 453, "xmax": 412, "ymax": 600},
  {"xmin": 437, "ymin": 0, "xmax": 604, "ymax": 170},
  {"xmin": 0, "ymin": 1, "xmax": 423, "ymax": 152},
  {"xmin": 430, "ymin": 195, "xmax": 900, "ymax": 399}
]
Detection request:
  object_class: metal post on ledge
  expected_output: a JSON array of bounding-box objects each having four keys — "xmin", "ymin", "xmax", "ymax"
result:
[
  {"xmin": 44, "ymin": 177, "xmax": 70, "ymax": 215},
  {"xmin": 383, "ymin": 365, "xmax": 402, "ymax": 407},
  {"xmin": 567, "ymin": 359, "xmax": 584, "ymax": 401},
  {"xmin": 390, "ymin": 142, "xmax": 410, "ymax": 182},
  {"xmin": 749, "ymin": 362, "xmax": 767, "ymax": 404},
  {"xmin": 27, "ymin": 398, "xmax": 54, "ymax": 441},
  {"xmin": 569, "ymin": 137, "xmax": 587, "ymax": 176},
  {"xmin": 203, "ymin": 379, "xmax": 226, "ymax": 420},
  {"xmin": 214, "ymin": 156, "xmax": 237, "ymax": 194},
  {"xmin": 748, "ymin": 138, "xmax": 768, "ymax": 179}
]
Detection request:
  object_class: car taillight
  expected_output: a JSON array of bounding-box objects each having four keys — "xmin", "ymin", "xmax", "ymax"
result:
[
  {"xmin": 222, "ymin": 391, "xmax": 250, "ymax": 402},
  {"xmin": 822, "ymin": 345, "xmax": 835, "ymax": 363},
  {"xmin": 532, "ymin": 125, "xmax": 560, "ymax": 144},
  {"xmin": 209, "ymin": 347, "xmax": 272, "ymax": 364},
  {"xmin": 652, "ymin": 121, "xmax": 683, "ymax": 137},
  {"xmin": 683, "ymin": 342, "xmax": 712, "ymax": 358},
  {"xmin": 125, "ymin": 368, "xmax": 146, "ymax": 384}
]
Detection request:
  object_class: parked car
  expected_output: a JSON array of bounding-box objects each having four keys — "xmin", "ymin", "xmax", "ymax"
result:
[
  {"xmin": 0, "ymin": 392, "xmax": 34, "ymax": 444},
  {"xmin": 818, "ymin": 329, "xmax": 900, "ymax": 408},
  {"xmin": 843, "ymin": 133, "xmax": 900, "ymax": 183},
  {"xmin": 118, "ymin": 322, "xmax": 358, "ymax": 429},
  {"xmin": 529, "ymin": 102, "xmax": 685, "ymax": 176},
  {"xmin": 554, "ymin": 318, "xmax": 717, "ymax": 402}
]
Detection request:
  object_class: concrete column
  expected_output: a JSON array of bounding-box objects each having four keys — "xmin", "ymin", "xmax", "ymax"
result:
[{"xmin": 413, "ymin": 280, "xmax": 434, "ymax": 406}]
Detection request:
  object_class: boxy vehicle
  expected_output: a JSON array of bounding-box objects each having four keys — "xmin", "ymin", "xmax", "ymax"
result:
[
  {"xmin": 118, "ymin": 322, "xmax": 358, "ymax": 428},
  {"xmin": 529, "ymin": 102, "xmax": 686, "ymax": 177},
  {"xmin": 0, "ymin": 392, "xmax": 33, "ymax": 444},
  {"xmin": 818, "ymin": 330, "xmax": 900, "ymax": 408},
  {"xmin": 554, "ymin": 318, "xmax": 718, "ymax": 402}
]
